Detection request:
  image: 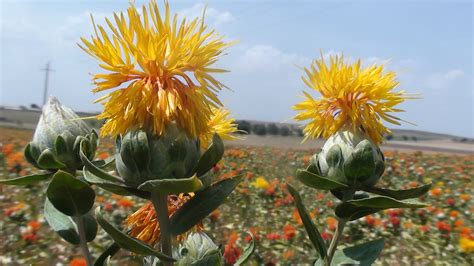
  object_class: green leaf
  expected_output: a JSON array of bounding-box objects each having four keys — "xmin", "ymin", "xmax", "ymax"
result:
[
  {"xmin": 138, "ymin": 175, "xmax": 203, "ymax": 194},
  {"xmin": 45, "ymin": 196, "xmax": 97, "ymax": 243},
  {"xmin": 335, "ymin": 202, "xmax": 381, "ymax": 221},
  {"xmin": 94, "ymin": 242, "xmax": 121, "ymax": 266},
  {"xmin": 288, "ymin": 184, "xmax": 327, "ymax": 260},
  {"xmin": 170, "ymin": 176, "xmax": 241, "ymax": 235},
  {"xmin": 37, "ymin": 149, "xmax": 66, "ymax": 169},
  {"xmin": 234, "ymin": 233, "xmax": 256, "ymax": 265},
  {"xmin": 315, "ymin": 239, "xmax": 385, "ymax": 266},
  {"xmin": 195, "ymin": 134, "xmax": 224, "ymax": 177},
  {"xmin": 83, "ymin": 212, "xmax": 98, "ymax": 242},
  {"xmin": 0, "ymin": 172, "xmax": 53, "ymax": 185},
  {"xmin": 46, "ymin": 170, "xmax": 95, "ymax": 216},
  {"xmin": 92, "ymin": 157, "xmax": 116, "ymax": 170},
  {"xmin": 191, "ymin": 249, "xmax": 222, "ymax": 266},
  {"xmin": 296, "ymin": 169, "xmax": 348, "ymax": 190},
  {"xmin": 24, "ymin": 143, "xmax": 40, "ymax": 168},
  {"xmin": 362, "ymin": 183, "xmax": 432, "ymax": 200},
  {"xmin": 80, "ymin": 140, "xmax": 124, "ymax": 183},
  {"xmin": 83, "ymin": 168, "xmax": 150, "ymax": 199},
  {"xmin": 44, "ymin": 198, "xmax": 80, "ymax": 245},
  {"xmin": 339, "ymin": 238, "xmax": 385, "ymax": 265},
  {"xmin": 347, "ymin": 195, "xmax": 429, "ymax": 209},
  {"xmin": 95, "ymin": 207, "xmax": 175, "ymax": 262}
]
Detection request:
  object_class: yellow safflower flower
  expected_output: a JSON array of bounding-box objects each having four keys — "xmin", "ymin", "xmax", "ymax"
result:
[
  {"xmin": 80, "ymin": 0, "xmax": 231, "ymax": 137},
  {"xmin": 460, "ymin": 237, "xmax": 474, "ymax": 253},
  {"xmin": 251, "ymin": 176, "xmax": 270, "ymax": 190},
  {"xmin": 293, "ymin": 54, "xmax": 412, "ymax": 144}
]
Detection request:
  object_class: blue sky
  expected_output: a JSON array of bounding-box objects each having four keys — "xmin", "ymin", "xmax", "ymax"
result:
[{"xmin": 1, "ymin": 0, "xmax": 472, "ymax": 137}]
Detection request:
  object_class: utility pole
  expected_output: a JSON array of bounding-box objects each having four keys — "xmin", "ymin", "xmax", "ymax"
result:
[{"xmin": 41, "ymin": 62, "xmax": 54, "ymax": 106}]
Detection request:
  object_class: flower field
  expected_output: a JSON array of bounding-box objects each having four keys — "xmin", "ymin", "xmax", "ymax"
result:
[{"xmin": 0, "ymin": 127, "xmax": 473, "ymax": 265}]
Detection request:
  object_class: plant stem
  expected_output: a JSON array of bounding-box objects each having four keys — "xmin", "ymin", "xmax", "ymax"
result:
[
  {"xmin": 326, "ymin": 218, "xmax": 347, "ymax": 265},
  {"xmin": 151, "ymin": 192, "xmax": 173, "ymax": 266},
  {"xmin": 326, "ymin": 189, "xmax": 355, "ymax": 266},
  {"xmin": 75, "ymin": 216, "xmax": 93, "ymax": 266}
]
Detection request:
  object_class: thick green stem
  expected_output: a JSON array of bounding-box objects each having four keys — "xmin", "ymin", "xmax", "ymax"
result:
[
  {"xmin": 151, "ymin": 192, "xmax": 173, "ymax": 266},
  {"xmin": 74, "ymin": 216, "xmax": 93, "ymax": 266},
  {"xmin": 326, "ymin": 219, "xmax": 346, "ymax": 265},
  {"xmin": 326, "ymin": 189, "xmax": 355, "ymax": 266}
]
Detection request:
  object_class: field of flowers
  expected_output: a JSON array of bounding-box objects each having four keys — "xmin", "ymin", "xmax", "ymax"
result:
[{"xmin": 0, "ymin": 127, "xmax": 473, "ymax": 265}]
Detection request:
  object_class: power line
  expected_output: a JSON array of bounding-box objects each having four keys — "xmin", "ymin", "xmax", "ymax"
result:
[{"xmin": 40, "ymin": 62, "xmax": 55, "ymax": 106}]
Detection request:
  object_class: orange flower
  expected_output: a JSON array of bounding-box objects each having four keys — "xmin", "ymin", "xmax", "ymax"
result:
[
  {"xmin": 402, "ymin": 221, "xmax": 414, "ymax": 229},
  {"xmin": 1, "ymin": 143, "xmax": 14, "ymax": 156},
  {"xmin": 283, "ymin": 224, "xmax": 296, "ymax": 240},
  {"xmin": 21, "ymin": 232, "xmax": 36, "ymax": 242},
  {"xmin": 449, "ymin": 210, "xmax": 460, "ymax": 218},
  {"xmin": 4, "ymin": 202, "xmax": 26, "ymax": 216},
  {"xmin": 266, "ymin": 232, "xmax": 281, "ymax": 241},
  {"xmin": 69, "ymin": 258, "xmax": 87, "ymax": 266},
  {"xmin": 224, "ymin": 231, "xmax": 242, "ymax": 265},
  {"xmin": 419, "ymin": 225, "xmax": 430, "ymax": 233},
  {"xmin": 283, "ymin": 249, "xmax": 295, "ymax": 260},
  {"xmin": 6, "ymin": 151, "xmax": 24, "ymax": 171},
  {"xmin": 97, "ymin": 152, "xmax": 110, "ymax": 160},
  {"xmin": 124, "ymin": 194, "xmax": 201, "ymax": 245},
  {"xmin": 430, "ymin": 188, "xmax": 442, "ymax": 197},
  {"xmin": 27, "ymin": 220, "xmax": 41, "ymax": 231},
  {"xmin": 327, "ymin": 217, "xmax": 338, "ymax": 231},
  {"xmin": 454, "ymin": 220, "xmax": 465, "ymax": 228},
  {"xmin": 118, "ymin": 198, "xmax": 134, "ymax": 208},
  {"xmin": 366, "ymin": 215, "xmax": 375, "ymax": 226},
  {"xmin": 292, "ymin": 209, "xmax": 303, "ymax": 225},
  {"xmin": 460, "ymin": 194, "xmax": 471, "ymax": 201}
]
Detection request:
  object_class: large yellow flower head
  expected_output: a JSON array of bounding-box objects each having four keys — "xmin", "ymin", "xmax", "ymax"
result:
[
  {"xmin": 293, "ymin": 54, "xmax": 410, "ymax": 144},
  {"xmin": 80, "ymin": 0, "xmax": 231, "ymax": 138}
]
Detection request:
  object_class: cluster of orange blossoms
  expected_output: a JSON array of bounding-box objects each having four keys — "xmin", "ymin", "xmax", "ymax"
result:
[{"xmin": 125, "ymin": 194, "xmax": 202, "ymax": 245}]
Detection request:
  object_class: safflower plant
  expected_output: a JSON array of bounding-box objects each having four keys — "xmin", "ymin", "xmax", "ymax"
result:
[
  {"xmin": 1, "ymin": 1, "xmax": 255, "ymax": 265},
  {"xmin": 290, "ymin": 55, "xmax": 432, "ymax": 265}
]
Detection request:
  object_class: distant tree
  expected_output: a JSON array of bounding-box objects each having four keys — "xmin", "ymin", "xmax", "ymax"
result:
[
  {"xmin": 253, "ymin": 124, "xmax": 267, "ymax": 136},
  {"xmin": 411, "ymin": 136, "xmax": 418, "ymax": 142},
  {"xmin": 280, "ymin": 126, "xmax": 291, "ymax": 136},
  {"xmin": 402, "ymin": 135, "xmax": 409, "ymax": 141},
  {"xmin": 30, "ymin": 104, "xmax": 40, "ymax": 109},
  {"xmin": 385, "ymin": 134, "xmax": 393, "ymax": 141},
  {"xmin": 267, "ymin": 123, "xmax": 279, "ymax": 135},
  {"xmin": 295, "ymin": 128, "xmax": 304, "ymax": 137},
  {"xmin": 236, "ymin": 120, "xmax": 251, "ymax": 134}
]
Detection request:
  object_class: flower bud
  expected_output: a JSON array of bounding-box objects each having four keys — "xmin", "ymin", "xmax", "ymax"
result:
[
  {"xmin": 316, "ymin": 131, "xmax": 385, "ymax": 187},
  {"xmin": 115, "ymin": 125, "xmax": 200, "ymax": 188},
  {"xmin": 24, "ymin": 96, "xmax": 97, "ymax": 171},
  {"xmin": 174, "ymin": 232, "xmax": 222, "ymax": 265}
]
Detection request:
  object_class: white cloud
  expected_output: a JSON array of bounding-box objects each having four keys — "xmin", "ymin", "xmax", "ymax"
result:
[
  {"xmin": 178, "ymin": 3, "xmax": 235, "ymax": 27},
  {"xmin": 231, "ymin": 45, "xmax": 309, "ymax": 72},
  {"xmin": 55, "ymin": 12, "xmax": 111, "ymax": 46},
  {"xmin": 425, "ymin": 69, "xmax": 465, "ymax": 89}
]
